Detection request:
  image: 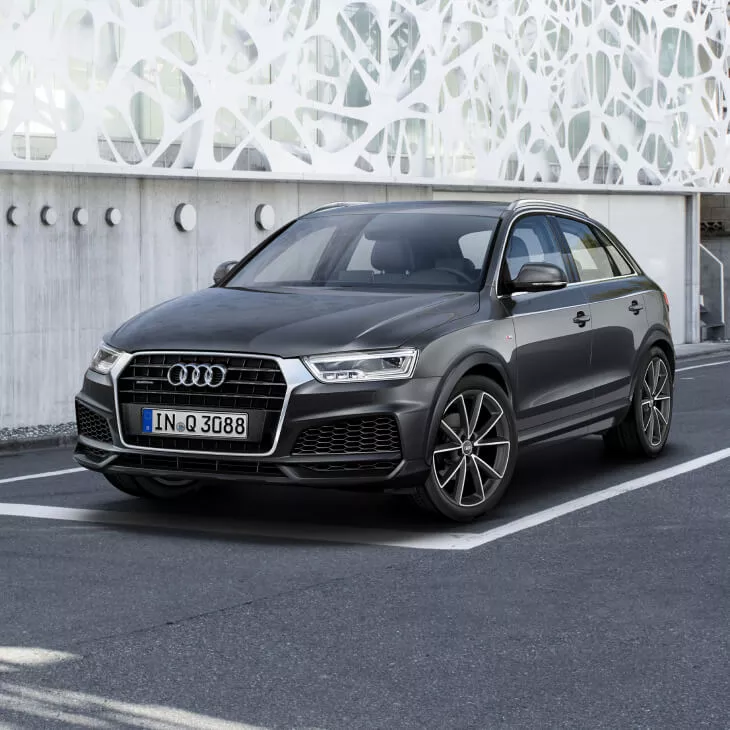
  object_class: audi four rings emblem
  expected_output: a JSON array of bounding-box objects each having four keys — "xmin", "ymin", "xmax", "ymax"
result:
[{"xmin": 167, "ymin": 363, "xmax": 228, "ymax": 388}]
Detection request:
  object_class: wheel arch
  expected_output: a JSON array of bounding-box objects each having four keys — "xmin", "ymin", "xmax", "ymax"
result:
[
  {"xmin": 630, "ymin": 326, "xmax": 675, "ymax": 395},
  {"xmin": 424, "ymin": 351, "xmax": 514, "ymax": 459}
]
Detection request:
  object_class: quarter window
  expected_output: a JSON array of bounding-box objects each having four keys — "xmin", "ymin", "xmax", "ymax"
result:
[
  {"xmin": 595, "ymin": 229, "xmax": 634, "ymax": 276},
  {"xmin": 505, "ymin": 216, "xmax": 568, "ymax": 280},
  {"xmin": 554, "ymin": 218, "xmax": 621, "ymax": 282}
]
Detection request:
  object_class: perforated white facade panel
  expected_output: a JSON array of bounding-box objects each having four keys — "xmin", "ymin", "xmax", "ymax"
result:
[{"xmin": 0, "ymin": 0, "xmax": 728, "ymax": 187}]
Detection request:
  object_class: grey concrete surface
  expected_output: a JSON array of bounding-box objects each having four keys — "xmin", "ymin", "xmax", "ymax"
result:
[
  {"xmin": 0, "ymin": 356, "xmax": 728, "ymax": 728},
  {"xmin": 674, "ymin": 341, "xmax": 730, "ymax": 359},
  {"xmin": 0, "ymin": 171, "xmax": 434, "ymax": 431}
]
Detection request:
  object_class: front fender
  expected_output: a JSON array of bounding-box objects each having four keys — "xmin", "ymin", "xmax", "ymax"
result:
[{"xmin": 422, "ymin": 350, "xmax": 514, "ymax": 460}]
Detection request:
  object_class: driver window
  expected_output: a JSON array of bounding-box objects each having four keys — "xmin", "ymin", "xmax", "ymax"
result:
[{"xmin": 505, "ymin": 216, "xmax": 566, "ymax": 280}]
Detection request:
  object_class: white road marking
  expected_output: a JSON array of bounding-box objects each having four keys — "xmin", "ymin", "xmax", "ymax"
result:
[
  {"xmin": 0, "ymin": 468, "xmax": 84, "ymax": 486},
  {"xmin": 676, "ymin": 359, "xmax": 730, "ymax": 373},
  {"xmin": 0, "ymin": 447, "xmax": 729, "ymax": 550}
]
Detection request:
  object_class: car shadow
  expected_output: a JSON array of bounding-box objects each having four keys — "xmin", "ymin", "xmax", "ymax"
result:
[{"xmin": 81, "ymin": 435, "xmax": 694, "ymax": 541}]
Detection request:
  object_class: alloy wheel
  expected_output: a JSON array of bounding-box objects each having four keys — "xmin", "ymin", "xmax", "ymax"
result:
[
  {"xmin": 431, "ymin": 389, "xmax": 511, "ymax": 508},
  {"xmin": 640, "ymin": 356, "xmax": 672, "ymax": 448}
]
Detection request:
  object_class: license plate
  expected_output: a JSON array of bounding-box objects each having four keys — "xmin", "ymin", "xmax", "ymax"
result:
[{"xmin": 142, "ymin": 409, "xmax": 248, "ymax": 439}]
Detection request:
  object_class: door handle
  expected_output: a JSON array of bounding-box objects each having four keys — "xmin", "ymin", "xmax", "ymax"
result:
[
  {"xmin": 572, "ymin": 311, "xmax": 591, "ymax": 327},
  {"xmin": 628, "ymin": 300, "xmax": 644, "ymax": 315}
]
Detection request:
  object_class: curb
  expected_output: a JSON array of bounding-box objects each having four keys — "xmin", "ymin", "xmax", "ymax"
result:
[
  {"xmin": 0, "ymin": 430, "xmax": 77, "ymax": 456},
  {"xmin": 675, "ymin": 342, "xmax": 730, "ymax": 360},
  {"xmin": 1, "ymin": 343, "xmax": 729, "ymax": 455}
]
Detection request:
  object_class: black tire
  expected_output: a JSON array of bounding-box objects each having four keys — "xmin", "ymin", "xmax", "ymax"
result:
[
  {"xmin": 103, "ymin": 474, "xmax": 204, "ymax": 500},
  {"xmin": 413, "ymin": 375, "xmax": 518, "ymax": 522},
  {"xmin": 603, "ymin": 346, "xmax": 673, "ymax": 458}
]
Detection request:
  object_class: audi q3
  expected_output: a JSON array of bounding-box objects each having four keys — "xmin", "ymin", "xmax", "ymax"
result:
[{"xmin": 74, "ymin": 199, "xmax": 675, "ymax": 522}]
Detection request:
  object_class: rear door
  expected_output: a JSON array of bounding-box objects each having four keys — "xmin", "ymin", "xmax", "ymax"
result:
[
  {"xmin": 550, "ymin": 216, "xmax": 648, "ymax": 411},
  {"xmin": 500, "ymin": 214, "xmax": 594, "ymax": 432}
]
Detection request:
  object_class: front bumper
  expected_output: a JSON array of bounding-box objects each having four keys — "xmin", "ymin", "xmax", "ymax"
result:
[{"xmin": 74, "ymin": 357, "xmax": 439, "ymax": 491}]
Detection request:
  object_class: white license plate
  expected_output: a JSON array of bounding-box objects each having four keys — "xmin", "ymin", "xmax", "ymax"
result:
[{"xmin": 142, "ymin": 409, "xmax": 248, "ymax": 439}]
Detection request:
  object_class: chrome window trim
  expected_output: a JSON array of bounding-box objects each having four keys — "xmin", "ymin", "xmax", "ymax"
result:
[
  {"xmin": 494, "ymin": 208, "xmax": 638, "ymax": 298},
  {"xmin": 565, "ymin": 273, "xmax": 639, "ymax": 288},
  {"xmin": 502, "ymin": 289, "xmax": 654, "ymax": 317},
  {"xmin": 110, "ymin": 350, "xmax": 314, "ymax": 458}
]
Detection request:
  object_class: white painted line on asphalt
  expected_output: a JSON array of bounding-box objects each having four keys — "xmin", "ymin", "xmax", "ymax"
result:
[
  {"xmin": 448, "ymin": 446, "xmax": 730, "ymax": 550},
  {"xmin": 0, "ymin": 501, "xmax": 472, "ymax": 550},
  {"xmin": 0, "ymin": 447, "xmax": 729, "ymax": 550},
  {"xmin": 0, "ymin": 468, "xmax": 84, "ymax": 486},
  {"xmin": 676, "ymin": 359, "xmax": 730, "ymax": 373}
]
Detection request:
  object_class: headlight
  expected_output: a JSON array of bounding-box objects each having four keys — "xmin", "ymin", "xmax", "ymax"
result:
[
  {"xmin": 303, "ymin": 349, "xmax": 418, "ymax": 383},
  {"xmin": 89, "ymin": 343, "xmax": 123, "ymax": 375}
]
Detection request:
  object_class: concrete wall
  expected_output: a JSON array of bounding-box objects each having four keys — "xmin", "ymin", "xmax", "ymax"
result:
[
  {"xmin": 0, "ymin": 171, "xmax": 693, "ymax": 431},
  {"xmin": 701, "ymin": 193, "xmax": 730, "ymax": 232},
  {"xmin": 0, "ymin": 171, "xmax": 434, "ymax": 430},
  {"xmin": 434, "ymin": 190, "xmax": 690, "ymax": 341}
]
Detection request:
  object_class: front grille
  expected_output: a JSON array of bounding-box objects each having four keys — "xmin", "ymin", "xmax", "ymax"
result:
[
  {"xmin": 75, "ymin": 401, "xmax": 113, "ymax": 444},
  {"xmin": 292, "ymin": 416, "xmax": 401, "ymax": 456},
  {"xmin": 118, "ymin": 353, "xmax": 287, "ymax": 453},
  {"xmin": 114, "ymin": 453, "xmax": 282, "ymax": 477}
]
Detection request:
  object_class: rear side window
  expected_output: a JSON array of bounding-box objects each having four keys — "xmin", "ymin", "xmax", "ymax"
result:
[
  {"xmin": 595, "ymin": 229, "xmax": 634, "ymax": 276},
  {"xmin": 554, "ymin": 217, "xmax": 621, "ymax": 282}
]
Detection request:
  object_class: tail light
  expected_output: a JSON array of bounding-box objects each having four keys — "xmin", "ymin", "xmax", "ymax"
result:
[{"xmin": 662, "ymin": 291, "xmax": 669, "ymax": 310}]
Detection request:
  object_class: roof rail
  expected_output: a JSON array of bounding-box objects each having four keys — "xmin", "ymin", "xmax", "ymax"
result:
[
  {"xmin": 307, "ymin": 201, "xmax": 370, "ymax": 214},
  {"xmin": 506, "ymin": 198, "xmax": 587, "ymax": 217}
]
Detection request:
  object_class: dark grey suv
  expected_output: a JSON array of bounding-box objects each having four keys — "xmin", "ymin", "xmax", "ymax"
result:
[{"xmin": 74, "ymin": 199, "xmax": 674, "ymax": 522}]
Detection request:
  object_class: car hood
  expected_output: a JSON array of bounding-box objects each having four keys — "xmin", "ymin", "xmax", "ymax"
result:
[{"xmin": 108, "ymin": 287, "xmax": 479, "ymax": 358}]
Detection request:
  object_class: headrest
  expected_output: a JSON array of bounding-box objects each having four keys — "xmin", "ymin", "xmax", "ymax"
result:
[
  {"xmin": 371, "ymin": 239, "xmax": 414, "ymax": 274},
  {"xmin": 509, "ymin": 235, "xmax": 529, "ymax": 260}
]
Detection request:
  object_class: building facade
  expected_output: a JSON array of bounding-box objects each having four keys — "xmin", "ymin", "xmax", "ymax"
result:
[
  {"xmin": 0, "ymin": 0, "xmax": 728, "ymax": 431},
  {"xmin": 1, "ymin": 0, "xmax": 729, "ymax": 184}
]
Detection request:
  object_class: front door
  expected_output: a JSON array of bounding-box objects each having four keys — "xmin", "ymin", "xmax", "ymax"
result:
[{"xmin": 500, "ymin": 214, "xmax": 594, "ymax": 433}]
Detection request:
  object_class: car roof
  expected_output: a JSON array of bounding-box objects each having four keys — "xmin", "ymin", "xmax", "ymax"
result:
[
  {"xmin": 303, "ymin": 200, "xmax": 510, "ymax": 218},
  {"xmin": 302, "ymin": 199, "xmax": 591, "ymax": 221}
]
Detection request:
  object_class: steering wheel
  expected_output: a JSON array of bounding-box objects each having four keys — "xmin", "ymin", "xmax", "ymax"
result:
[{"xmin": 432, "ymin": 267, "xmax": 475, "ymax": 285}]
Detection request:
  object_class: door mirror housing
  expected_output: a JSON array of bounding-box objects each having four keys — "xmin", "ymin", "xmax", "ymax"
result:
[
  {"xmin": 213, "ymin": 260, "xmax": 238, "ymax": 286},
  {"xmin": 511, "ymin": 262, "xmax": 568, "ymax": 293}
]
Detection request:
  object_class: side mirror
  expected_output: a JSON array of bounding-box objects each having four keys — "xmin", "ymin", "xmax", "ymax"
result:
[
  {"xmin": 511, "ymin": 262, "xmax": 568, "ymax": 293},
  {"xmin": 213, "ymin": 260, "xmax": 238, "ymax": 286}
]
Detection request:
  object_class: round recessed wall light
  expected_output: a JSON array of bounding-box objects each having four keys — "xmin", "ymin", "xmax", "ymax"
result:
[
  {"xmin": 174, "ymin": 203, "xmax": 197, "ymax": 232},
  {"xmin": 73, "ymin": 207, "xmax": 89, "ymax": 226},
  {"xmin": 41, "ymin": 206, "xmax": 58, "ymax": 226},
  {"xmin": 255, "ymin": 203, "xmax": 275, "ymax": 231},
  {"xmin": 105, "ymin": 207, "xmax": 122, "ymax": 226},
  {"xmin": 6, "ymin": 206, "xmax": 23, "ymax": 226}
]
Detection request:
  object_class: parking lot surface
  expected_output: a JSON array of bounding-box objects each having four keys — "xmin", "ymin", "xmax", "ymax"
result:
[{"xmin": 0, "ymin": 355, "xmax": 729, "ymax": 728}]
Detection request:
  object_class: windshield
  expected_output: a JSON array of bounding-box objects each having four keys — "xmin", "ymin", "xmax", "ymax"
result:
[{"xmin": 224, "ymin": 211, "xmax": 499, "ymax": 292}]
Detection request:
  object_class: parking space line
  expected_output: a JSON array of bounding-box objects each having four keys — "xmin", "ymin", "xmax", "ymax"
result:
[
  {"xmin": 676, "ymin": 359, "xmax": 730, "ymax": 373},
  {"xmin": 0, "ymin": 468, "xmax": 84, "ymax": 486},
  {"xmin": 0, "ymin": 447, "xmax": 729, "ymax": 550}
]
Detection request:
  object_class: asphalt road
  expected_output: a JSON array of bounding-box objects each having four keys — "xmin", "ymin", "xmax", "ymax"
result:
[{"xmin": 0, "ymin": 354, "xmax": 728, "ymax": 729}]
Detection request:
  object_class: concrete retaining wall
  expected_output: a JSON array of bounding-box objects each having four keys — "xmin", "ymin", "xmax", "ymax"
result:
[{"xmin": 0, "ymin": 171, "xmax": 693, "ymax": 431}]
